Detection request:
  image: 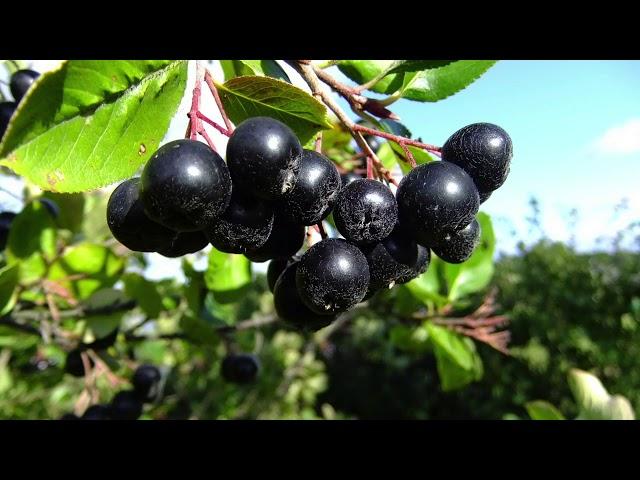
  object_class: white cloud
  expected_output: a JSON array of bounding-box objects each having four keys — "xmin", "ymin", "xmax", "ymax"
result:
[{"xmin": 594, "ymin": 118, "xmax": 640, "ymax": 154}]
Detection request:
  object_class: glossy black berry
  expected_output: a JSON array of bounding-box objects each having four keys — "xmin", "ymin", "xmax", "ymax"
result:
[
  {"xmin": 158, "ymin": 231, "xmax": 208, "ymax": 258},
  {"xmin": 296, "ymin": 238, "xmax": 370, "ymax": 315},
  {"xmin": 0, "ymin": 101, "xmax": 17, "ymax": 139},
  {"xmin": 441, "ymin": 123, "xmax": 513, "ymax": 193},
  {"xmin": 396, "ymin": 245, "xmax": 431, "ymax": 284},
  {"xmin": 274, "ymin": 261, "xmax": 336, "ymax": 331},
  {"xmin": 244, "ymin": 215, "xmax": 304, "ymax": 263},
  {"xmin": 132, "ymin": 364, "xmax": 162, "ymax": 403},
  {"xmin": 0, "ymin": 211, "xmax": 17, "ymax": 251},
  {"xmin": 107, "ymin": 178, "xmax": 177, "ymax": 252},
  {"xmin": 267, "ymin": 257, "xmax": 294, "ymax": 293},
  {"xmin": 64, "ymin": 349, "xmax": 94, "ymax": 377},
  {"xmin": 10, "ymin": 69, "xmax": 40, "ymax": 103},
  {"xmin": 333, "ymin": 179, "xmax": 398, "ymax": 246},
  {"xmin": 363, "ymin": 224, "xmax": 430, "ymax": 293},
  {"xmin": 110, "ymin": 390, "xmax": 143, "ymax": 420},
  {"xmin": 226, "ymin": 117, "xmax": 302, "ymax": 201},
  {"xmin": 280, "ymin": 149, "xmax": 341, "ymax": 226},
  {"xmin": 206, "ymin": 191, "xmax": 274, "ymax": 254},
  {"xmin": 479, "ymin": 190, "xmax": 492, "ymax": 204},
  {"xmin": 221, "ymin": 354, "xmax": 260, "ymax": 384},
  {"xmin": 431, "ymin": 218, "xmax": 481, "ymax": 264},
  {"xmin": 396, "ymin": 161, "xmax": 479, "ymax": 247},
  {"xmin": 140, "ymin": 139, "xmax": 232, "ymax": 232},
  {"xmin": 341, "ymin": 172, "xmax": 362, "ymax": 187},
  {"xmin": 82, "ymin": 404, "xmax": 111, "ymax": 420}
]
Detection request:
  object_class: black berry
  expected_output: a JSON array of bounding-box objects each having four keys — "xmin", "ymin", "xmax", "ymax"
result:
[
  {"xmin": 431, "ymin": 218, "xmax": 481, "ymax": 264},
  {"xmin": 341, "ymin": 172, "xmax": 362, "ymax": 187},
  {"xmin": 273, "ymin": 261, "xmax": 336, "ymax": 331},
  {"xmin": 86, "ymin": 328, "xmax": 119, "ymax": 351},
  {"xmin": 479, "ymin": 190, "xmax": 492, "ymax": 204},
  {"xmin": 206, "ymin": 191, "xmax": 274, "ymax": 254},
  {"xmin": 267, "ymin": 257, "xmax": 294, "ymax": 293},
  {"xmin": 221, "ymin": 354, "xmax": 260, "ymax": 384},
  {"xmin": 333, "ymin": 179, "xmax": 398, "ymax": 246},
  {"xmin": 110, "ymin": 390, "xmax": 143, "ymax": 420},
  {"xmin": 0, "ymin": 211, "xmax": 17, "ymax": 251},
  {"xmin": 158, "ymin": 231, "xmax": 208, "ymax": 258},
  {"xmin": 0, "ymin": 101, "xmax": 17, "ymax": 139},
  {"xmin": 244, "ymin": 215, "xmax": 304, "ymax": 263},
  {"xmin": 280, "ymin": 149, "xmax": 341, "ymax": 226},
  {"xmin": 10, "ymin": 69, "xmax": 40, "ymax": 102},
  {"xmin": 64, "ymin": 349, "xmax": 94, "ymax": 377},
  {"xmin": 132, "ymin": 364, "xmax": 162, "ymax": 403},
  {"xmin": 82, "ymin": 404, "xmax": 112, "ymax": 420},
  {"xmin": 226, "ymin": 117, "xmax": 302, "ymax": 201},
  {"xmin": 363, "ymin": 224, "xmax": 430, "ymax": 293},
  {"xmin": 396, "ymin": 161, "xmax": 479, "ymax": 247},
  {"xmin": 107, "ymin": 178, "xmax": 177, "ymax": 252},
  {"xmin": 140, "ymin": 139, "xmax": 232, "ymax": 232},
  {"xmin": 296, "ymin": 238, "xmax": 370, "ymax": 315},
  {"xmin": 396, "ymin": 245, "xmax": 431, "ymax": 284},
  {"xmin": 441, "ymin": 123, "xmax": 513, "ymax": 193},
  {"xmin": 59, "ymin": 413, "xmax": 80, "ymax": 420}
]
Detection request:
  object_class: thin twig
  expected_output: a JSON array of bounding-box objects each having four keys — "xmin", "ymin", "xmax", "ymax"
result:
[{"xmin": 203, "ymin": 69, "xmax": 234, "ymax": 133}]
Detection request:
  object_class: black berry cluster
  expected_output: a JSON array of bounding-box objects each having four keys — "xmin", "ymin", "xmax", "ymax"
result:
[
  {"xmin": 0, "ymin": 69, "xmax": 40, "ymax": 140},
  {"xmin": 106, "ymin": 117, "xmax": 511, "ymax": 332},
  {"xmin": 60, "ymin": 364, "xmax": 162, "ymax": 420}
]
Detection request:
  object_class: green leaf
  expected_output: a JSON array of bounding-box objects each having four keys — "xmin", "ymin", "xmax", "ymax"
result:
[
  {"xmin": 7, "ymin": 200, "xmax": 57, "ymax": 261},
  {"xmin": 48, "ymin": 243, "xmax": 125, "ymax": 300},
  {"xmin": 205, "ymin": 250, "xmax": 252, "ymax": 303},
  {"xmin": 42, "ymin": 192, "xmax": 85, "ymax": 233},
  {"xmin": 525, "ymin": 401, "xmax": 566, "ymax": 420},
  {"xmin": 568, "ymin": 368, "xmax": 635, "ymax": 420},
  {"xmin": 337, "ymin": 61, "xmax": 406, "ymax": 95},
  {"xmin": 443, "ymin": 212, "xmax": 496, "ymax": 302},
  {"xmin": 123, "ymin": 273, "xmax": 163, "ymax": 318},
  {"xmin": 238, "ymin": 61, "xmax": 291, "ymax": 83},
  {"xmin": 404, "ymin": 257, "xmax": 448, "ymax": 308},
  {"xmin": 426, "ymin": 323, "xmax": 483, "ymax": 391},
  {"xmin": 216, "ymin": 76, "xmax": 333, "ymax": 145},
  {"xmin": 0, "ymin": 326, "xmax": 39, "ymax": 349},
  {"xmin": 390, "ymin": 143, "xmax": 437, "ymax": 174},
  {"xmin": 0, "ymin": 264, "xmax": 19, "ymax": 316},
  {"xmin": 399, "ymin": 61, "xmax": 496, "ymax": 102},
  {"xmin": 389, "ymin": 324, "xmax": 431, "ymax": 354},
  {"xmin": 0, "ymin": 364, "xmax": 13, "ymax": 395},
  {"xmin": 0, "ymin": 60, "xmax": 188, "ymax": 193},
  {"xmin": 180, "ymin": 314, "xmax": 219, "ymax": 345}
]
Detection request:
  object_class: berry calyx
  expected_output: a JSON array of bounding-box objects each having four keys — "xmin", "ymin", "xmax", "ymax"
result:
[
  {"xmin": 396, "ymin": 161, "xmax": 479, "ymax": 247},
  {"xmin": 441, "ymin": 123, "xmax": 513, "ymax": 194},
  {"xmin": 158, "ymin": 231, "xmax": 208, "ymax": 258},
  {"xmin": 273, "ymin": 261, "xmax": 336, "ymax": 331},
  {"xmin": 296, "ymin": 238, "xmax": 370, "ymax": 315},
  {"xmin": 221, "ymin": 354, "xmax": 260, "ymax": 384},
  {"xmin": 333, "ymin": 179, "xmax": 398, "ymax": 246},
  {"xmin": 244, "ymin": 215, "xmax": 304, "ymax": 263},
  {"xmin": 110, "ymin": 390, "xmax": 143, "ymax": 420},
  {"xmin": 132, "ymin": 364, "xmax": 162, "ymax": 403},
  {"xmin": 431, "ymin": 218, "xmax": 481, "ymax": 264},
  {"xmin": 280, "ymin": 149, "xmax": 341, "ymax": 226},
  {"xmin": 140, "ymin": 139, "xmax": 232, "ymax": 232},
  {"xmin": 206, "ymin": 191, "xmax": 274, "ymax": 254},
  {"xmin": 226, "ymin": 117, "xmax": 302, "ymax": 201},
  {"xmin": 10, "ymin": 69, "xmax": 40, "ymax": 102},
  {"xmin": 107, "ymin": 178, "xmax": 177, "ymax": 253}
]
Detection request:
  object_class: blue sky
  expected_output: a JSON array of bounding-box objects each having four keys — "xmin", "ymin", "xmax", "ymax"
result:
[{"xmin": 335, "ymin": 61, "xmax": 640, "ymax": 254}]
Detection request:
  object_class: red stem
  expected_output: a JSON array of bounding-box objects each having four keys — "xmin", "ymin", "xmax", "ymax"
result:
[
  {"xmin": 353, "ymin": 124, "xmax": 441, "ymax": 154},
  {"xmin": 204, "ymin": 70, "xmax": 234, "ymax": 133},
  {"xmin": 197, "ymin": 112, "xmax": 232, "ymax": 137},
  {"xmin": 316, "ymin": 222, "xmax": 328, "ymax": 239}
]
